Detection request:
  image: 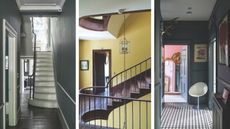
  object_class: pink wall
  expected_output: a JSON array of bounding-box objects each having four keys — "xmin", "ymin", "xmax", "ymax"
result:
[
  {"xmin": 164, "ymin": 45, "xmax": 185, "ymax": 93},
  {"xmin": 164, "ymin": 45, "xmax": 184, "ymax": 59}
]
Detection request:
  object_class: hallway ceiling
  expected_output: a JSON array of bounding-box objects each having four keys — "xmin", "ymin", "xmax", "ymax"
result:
[
  {"xmin": 16, "ymin": 0, "xmax": 65, "ymax": 12},
  {"xmin": 161, "ymin": 0, "xmax": 217, "ymax": 21},
  {"xmin": 79, "ymin": 0, "xmax": 151, "ymax": 17}
]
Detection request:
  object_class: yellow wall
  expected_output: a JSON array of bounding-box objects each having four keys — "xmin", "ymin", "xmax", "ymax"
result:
[
  {"xmin": 89, "ymin": 94, "xmax": 151, "ymax": 129},
  {"xmin": 79, "ymin": 11, "xmax": 151, "ymax": 89}
]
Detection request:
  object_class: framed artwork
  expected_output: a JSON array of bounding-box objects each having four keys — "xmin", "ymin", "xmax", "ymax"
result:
[
  {"xmin": 222, "ymin": 88, "xmax": 230, "ymax": 104},
  {"xmin": 194, "ymin": 44, "xmax": 207, "ymax": 62},
  {"xmin": 80, "ymin": 60, "xmax": 89, "ymax": 70},
  {"xmin": 218, "ymin": 14, "xmax": 229, "ymax": 66}
]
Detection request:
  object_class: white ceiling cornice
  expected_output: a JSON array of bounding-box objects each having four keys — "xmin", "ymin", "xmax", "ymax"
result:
[
  {"xmin": 80, "ymin": 0, "xmax": 151, "ymax": 17},
  {"xmin": 16, "ymin": 0, "xmax": 65, "ymax": 12}
]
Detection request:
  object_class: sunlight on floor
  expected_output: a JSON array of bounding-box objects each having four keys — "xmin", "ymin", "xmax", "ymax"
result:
[{"xmin": 164, "ymin": 95, "xmax": 186, "ymax": 103}]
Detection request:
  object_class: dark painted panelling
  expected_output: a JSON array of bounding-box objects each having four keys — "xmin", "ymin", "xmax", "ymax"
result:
[
  {"xmin": 56, "ymin": 85, "xmax": 75, "ymax": 129},
  {"xmin": 154, "ymin": 0, "xmax": 161, "ymax": 128},
  {"xmin": 0, "ymin": 108, "xmax": 3, "ymax": 128},
  {"xmin": 210, "ymin": 0, "xmax": 230, "ymax": 93},
  {"xmin": 50, "ymin": 0, "xmax": 75, "ymax": 128},
  {"xmin": 164, "ymin": 21, "xmax": 209, "ymax": 105},
  {"xmin": 51, "ymin": 2, "xmax": 75, "ymax": 100},
  {"xmin": 0, "ymin": 0, "xmax": 21, "ymax": 115}
]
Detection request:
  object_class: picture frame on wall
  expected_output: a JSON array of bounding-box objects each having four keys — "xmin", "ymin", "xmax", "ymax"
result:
[
  {"xmin": 194, "ymin": 44, "xmax": 207, "ymax": 62},
  {"xmin": 218, "ymin": 14, "xmax": 229, "ymax": 66},
  {"xmin": 80, "ymin": 60, "xmax": 89, "ymax": 70}
]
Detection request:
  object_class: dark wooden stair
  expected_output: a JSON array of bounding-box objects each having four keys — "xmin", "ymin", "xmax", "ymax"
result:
[{"xmin": 80, "ymin": 69, "xmax": 151, "ymax": 122}]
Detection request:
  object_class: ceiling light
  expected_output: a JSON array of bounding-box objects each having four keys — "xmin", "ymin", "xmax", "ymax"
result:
[
  {"xmin": 187, "ymin": 7, "xmax": 192, "ymax": 10},
  {"xmin": 186, "ymin": 11, "xmax": 192, "ymax": 15}
]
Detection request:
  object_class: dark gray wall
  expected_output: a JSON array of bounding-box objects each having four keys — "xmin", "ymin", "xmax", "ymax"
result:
[
  {"xmin": 164, "ymin": 21, "xmax": 209, "ymax": 105},
  {"xmin": 0, "ymin": 0, "xmax": 21, "ymax": 117},
  {"xmin": 209, "ymin": 0, "xmax": 230, "ymax": 94},
  {"xmin": 154, "ymin": 0, "xmax": 161, "ymax": 128},
  {"xmin": 50, "ymin": 0, "xmax": 75, "ymax": 128}
]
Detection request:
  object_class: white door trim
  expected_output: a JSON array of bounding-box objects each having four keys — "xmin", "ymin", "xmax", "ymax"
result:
[{"xmin": 2, "ymin": 19, "xmax": 18, "ymax": 128}]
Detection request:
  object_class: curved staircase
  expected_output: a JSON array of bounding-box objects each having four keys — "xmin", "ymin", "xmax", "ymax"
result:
[
  {"xmin": 80, "ymin": 58, "xmax": 151, "ymax": 123},
  {"xmin": 29, "ymin": 51, "xmax": 58, "ymax": 108}
]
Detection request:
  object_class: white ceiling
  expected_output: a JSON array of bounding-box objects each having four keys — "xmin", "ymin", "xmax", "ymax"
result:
[
  {"xmin": 79, "ymin": 0, "xmax": 151, "ymax": 17},
  {"xmin": 161, "ymin": 0, "xmax": 217, "ymax": 21},
  {"xmin": 79, "ymin": 26, "xmax": 116, "ymax": 40},
  {"xmin": 16, "ymin": 0, "xmax": 65, "ymax": 12}
]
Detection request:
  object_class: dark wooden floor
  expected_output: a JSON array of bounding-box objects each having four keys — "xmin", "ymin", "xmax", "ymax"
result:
[{"xmin": 7, "ymin": 90, "xmax": 63, "ymax": 129}]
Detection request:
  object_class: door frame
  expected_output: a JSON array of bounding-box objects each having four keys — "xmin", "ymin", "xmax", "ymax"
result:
[
  {"xmin": 2, "ymin": 19, "xmax": 18, "ymax": 128},
  {"xmin": 92, "ymin": 49, "xmax": 111, "ymax": 87},
  {"xmin": 162, "ymin": 42, "xmax": 191, "ymax": 103}
]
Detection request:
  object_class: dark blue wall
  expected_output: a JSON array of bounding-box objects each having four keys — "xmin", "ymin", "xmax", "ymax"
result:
[
  {"xmin": 50, "ymin": 0, "xmax": 75, "ymax": 128},
  {"xmin": 209, "ymin": 0, "xmax": 230, "ymax": 94},
  {"xmin": 164, "ymin": 21, "xmax": 209, "ymax": 105},
  {"xmin": 0, "ymin": 0, "xmax": 21, "ymax": 114}
]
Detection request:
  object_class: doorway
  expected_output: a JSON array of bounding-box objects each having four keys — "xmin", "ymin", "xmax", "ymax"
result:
[
  {"xmin": 93, "ymin": 50, "xmax": 111, "ymax": 93},
  {"xmin": 2, "ymin": 19, "xmax": 18, "ymax": 129},
  {"xmin": 163, "ymin": 45, "xmax": 188, "ymax": 103}
]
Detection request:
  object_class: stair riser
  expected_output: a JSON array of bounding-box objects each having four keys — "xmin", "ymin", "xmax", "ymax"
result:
[
  {"xmin": 35, "ymin": 87, "xmax": 56, "ymax": 93},
  {"xmin": 35, "ymin": 72, "xmax": 54, "ymax": 76},
  {"xmin": 34, "ymin": 93, "xmax": 57, "ymax": 100},
  {"xmin": 35, "ymin": 77, "xmax": 54, "ymax": 81},
  {"xmin": 29, "ymin": 99, "xmax": 58, "ymax": 108},
  {"xmin": 36, "ymin": 68, "xmax": 53, "ymax": 71},
  {"xmin": 36, "ymin": 53, "xmax": 52, "ymax": 56},
  {"xmin": 35, "ymin": 82, "xmax": 55, "ymax": 87},
  {"xmin": 36, "ymin": 60, "xmax": 52, "ymax": 63},
  {"xmin": 36, "ymin": 64, "xmax": 53, "ymax": 67}
]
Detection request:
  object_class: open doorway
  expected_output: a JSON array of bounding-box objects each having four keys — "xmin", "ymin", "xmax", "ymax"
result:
[
  {"xmin": 163, "ymin": 45, "xmax": 188, "ymax": 103},
  {"xmin": 93, "ymin": 50, "xmax": 111, "ymax": 93}
]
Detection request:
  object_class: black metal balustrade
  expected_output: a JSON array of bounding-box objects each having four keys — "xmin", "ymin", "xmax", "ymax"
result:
[
  {"xmin": 29, "ymin": 17, "xmax": 37, "ymax": 100},
  {"xmin": 79, "ymin": 93, "xmax": 151, "ymax": 129},
  {"xmin": 79, "ymin": 57, "xmax": 151, "ymax": 129}
]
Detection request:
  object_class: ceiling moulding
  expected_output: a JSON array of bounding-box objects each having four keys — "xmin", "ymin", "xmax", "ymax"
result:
[{"xmin": 16, "ymin": 0, "xmax": 65, "ymax": 12}]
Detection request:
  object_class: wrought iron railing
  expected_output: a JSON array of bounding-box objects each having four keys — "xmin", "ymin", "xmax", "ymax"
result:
[
  {"xmin": 79, "ymin": 58, "xmax": 151, "ymax": 129},
  {"xmin": 79, "ymin": 93, "xmax": 151, "ymax": 129},
  {"xmin": 29, "ymin": 18, "xmax": 37, "ymax": 99},
  {"xmin": 80, "ymin": 57, "xmax": 151, "ymax": 98}
]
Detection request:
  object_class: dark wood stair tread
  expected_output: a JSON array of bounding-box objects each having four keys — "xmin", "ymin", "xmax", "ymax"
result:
[{"xmin": 81, "ymin": 109, "xmax": 110, "ymax": 122}]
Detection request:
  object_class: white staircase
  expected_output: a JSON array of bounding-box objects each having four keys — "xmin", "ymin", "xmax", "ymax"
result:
[{"xmin": 29, "ymin": 51, "xmax": 58, "ymax": 108}]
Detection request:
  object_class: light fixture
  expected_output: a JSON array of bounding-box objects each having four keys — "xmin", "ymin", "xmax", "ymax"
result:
[
  {"xmin": 186, "ymin": 11, "xmax": 192, "ymax": 15},
  {"xmin": 119, "ymin": 9, "xmax": 130, "ymax": 70}
]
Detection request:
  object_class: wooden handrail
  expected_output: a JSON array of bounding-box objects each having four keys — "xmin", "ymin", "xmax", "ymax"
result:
[
  {"xmin": 106, "ymin": 57, "xmax": 151, "ymax": 88},
  {"xmin": 79, "ymin": 93, "xmax": 151, "ymax": 102},
  {"xmin": 80, "ymin": 57, "xmax": 151, "ymax": 94}
]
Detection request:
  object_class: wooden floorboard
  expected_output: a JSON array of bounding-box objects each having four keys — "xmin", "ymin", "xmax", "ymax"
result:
[{"xmin": 7, "ymin": 90, "xmax": 62, "ymax": 129}]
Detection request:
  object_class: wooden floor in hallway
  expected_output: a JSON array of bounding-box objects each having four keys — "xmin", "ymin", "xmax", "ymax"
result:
[{"xmin": 7, "ymin": 90, "xmax": 63, "ymax": 129}]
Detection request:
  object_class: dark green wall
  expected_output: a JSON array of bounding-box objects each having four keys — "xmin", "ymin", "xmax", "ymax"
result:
[
  {"xmin": 50, "ymin": 0, "xmax": 75, "ymax": 128},
  {"xmin": 164, "ymin": 21, "xmax": 209, "ymax": 105},
  {"xmin": 0, "ymin": 0, "xmax": 21, "ymax": 114},
  {"xmin": 209, "ymin": 0, "xmax": 230, "ymax": 94}
]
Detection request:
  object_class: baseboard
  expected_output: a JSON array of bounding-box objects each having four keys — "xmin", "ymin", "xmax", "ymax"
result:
[{"xmin": 58, "ymin": 107, "xmax": 69, "ymax": 129}]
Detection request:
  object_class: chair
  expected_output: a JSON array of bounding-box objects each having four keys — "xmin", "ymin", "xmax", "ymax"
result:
[{"xmin": 189, "ymin": 82, "xmax": 208, "ymax": 109}]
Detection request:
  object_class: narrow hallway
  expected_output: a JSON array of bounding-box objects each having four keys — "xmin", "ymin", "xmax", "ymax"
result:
[{"xmin": 7, "ymin": 90, "xmax": 62, "ymax": 129}]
